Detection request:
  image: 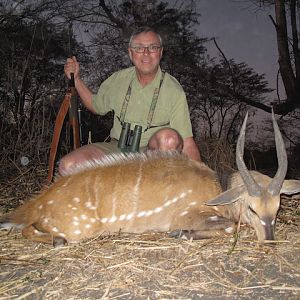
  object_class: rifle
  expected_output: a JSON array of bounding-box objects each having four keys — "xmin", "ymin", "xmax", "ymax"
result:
[{"xmin": 47, "ymin": 72, "xmax": 80, "ymax": 182}]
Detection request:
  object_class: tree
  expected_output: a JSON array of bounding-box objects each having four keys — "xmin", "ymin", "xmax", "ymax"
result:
[
  {"xmin": 245, "ymin": 0, "xmax": 300, "ymax": 115},
  {"xmin": 71, "ymin": 0, "xmax": 271, "ymax": 145},
  {"xmin": 0, "ymin": 0, "xmax": 275, "ymax": 167},
  {"xmin": 272, "ymin": 0, "xmax": 300, "ymax": 114},
  {"xmin": 189, "ymin": 58, "xmax": 271, "ymax": 142},
  {"xmin": 0, "ymin": 1, "xmax": 89, "ymax": 165}
]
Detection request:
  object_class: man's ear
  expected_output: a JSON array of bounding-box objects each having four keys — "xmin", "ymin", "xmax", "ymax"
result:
[
  {"xmin": 160, "ymin": 47, "xmax": 163, "ymax": 58},
  {"xmin": 128, "ymin": 48, "xmax": 133, "ymax": 61}
]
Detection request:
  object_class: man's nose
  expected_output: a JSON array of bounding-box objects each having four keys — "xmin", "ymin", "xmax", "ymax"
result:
[{"xmin": 142, "ymin": 47, "xmax": 150, "ymax": 54}]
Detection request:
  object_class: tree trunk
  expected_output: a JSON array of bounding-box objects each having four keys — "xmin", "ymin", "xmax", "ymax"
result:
[{"xmin": 273, "ymin": 0, "xmax": 300, "ymax": 114}]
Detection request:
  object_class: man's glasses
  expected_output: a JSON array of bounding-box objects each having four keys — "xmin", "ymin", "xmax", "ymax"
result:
[{"xmin": 130, "ymin": 44, "xmax": 162, "ymax": 53}]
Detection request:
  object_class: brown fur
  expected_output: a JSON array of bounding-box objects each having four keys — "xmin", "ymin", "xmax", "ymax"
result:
[
  {"xmin": 1, "ymin": 152, "xmax": 228, "ymax": 245},
  {"xmin": 3, "ymin": 151, "xmax": 299, "ymax": 246}
]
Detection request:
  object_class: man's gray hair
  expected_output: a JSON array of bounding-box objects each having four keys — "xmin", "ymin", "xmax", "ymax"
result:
[{"xmin": 129, "ymin": 26, "xmax": 163, "ymax": 46}]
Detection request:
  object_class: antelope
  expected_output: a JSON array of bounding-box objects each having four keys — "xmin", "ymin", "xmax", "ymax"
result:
[{"xmin": 0, "ymin": 112, "xmax": 299, "ymax": 246}]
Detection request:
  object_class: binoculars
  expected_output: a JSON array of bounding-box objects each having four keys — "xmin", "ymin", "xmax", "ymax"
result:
[{"xmin": 118, "ymin": 122, "xmax": 142, "ymax": 153}]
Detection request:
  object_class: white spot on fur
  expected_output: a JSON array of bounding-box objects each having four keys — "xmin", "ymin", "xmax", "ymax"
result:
[
  {"xmin": 72, "ymin": 221, "xmax": 79, "ymax": 226},
  {"xmin": 73, "ymin": 216, "xmax": 79, "ymax": 221},
  {"xmin": 68, "ymin": 204, "xmax": 72, "ymax": 208},
  {"xmin": 187, "ymin": 189, "xmax": 192, "ymax": 194},
  {"xmin": 119, "ymin": 214, "xmax": 126, "ymax": 221},
  {"xmin": 109, "ymin": 216, "xmax": 117, "ymax": 223},
  {"xmin": 145, "ymin": 210, "xmax": 153, "ymax": 217},
  {"xmin": 47, "ymin": 200, "xmax": 54, "ymax": 205},
  {"xmin": 189, "ymin": 201, "xmax": 197, "ymax": 206},
  {"xmin": 80, "ymin": 215, "xmax": 87, "ymax": 220},
  {"xmin": 85, "ymin": 200, "xmax": 97, "ymax": 210},
  {"xmin": 133, "ymin": 162, "xmax": 142, "ymax": 198},
  {"xmin": 85, "ymin": 224, "xmax": 91, "ymax": 229},
  {"xmin": 85, "ymin": 201, "xmax": 92, "ymax": 208},
  {"xmin": 180, "ymin": 211, "xmax": 188, "ymax": 216},
  {"xmin": 137, "ymin": 211, "xmax": 146, "ymax": 218},
  {"xmin": 179, "ymin": 192, "xmax": 186, "ymax": 199},
  {"xmin": 34, "ymin": 229, "xmax": 43, "ymax": 235},
  {"xmin": 38, "ymin": 205, "xmax": 43, "ymax": 210},
  {"xmin": 90, "ymin": 218, "xmax": 96, "ymax": 223},
  {"xmin": 126, "ymin": 213, "xmax": 134, "ymax": 221},
  {"xmin": 163, "ymin": 200, "xmax": 172, "ymax": 207},
  {"xmin": 43, "ymin": 218, "xmax": 49, "ymax": 224},
  {"xmin": 101, "ymin": 218, "xmax": 108, "ymax": 223},
  {"xmin": 72, "ymin": 207, "xmax": 77, "ymax": 211},
  {"xmin": 52, "ymin": 227, "xmax": 59, "ymax": 233},
  {"xmin": 210, "ymin": 216, "xmax": 219, "ymax": 221},
  {"xmin": 171, "ymin": 197, "xmax": 178, "ymax": 203},
  {"xmin": 73, "ymin": 197, "xmax": 80, "ymax": 203},
  {"xmin": 74, "ymin": 230, "xmax": 81, "ymax": 235},
  {"xmin": 154, "ymin": 207, "xmax": 163, "ymax": 213},
  {"xmin": 260, "ymin": 220, "xmax": 266, "ymax": 226},
  {"xmin": 225, "ymin": 227, "xmax": 234, "ymax": 233}
]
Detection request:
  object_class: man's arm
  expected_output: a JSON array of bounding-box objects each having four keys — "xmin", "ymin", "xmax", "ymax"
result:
[
  {"xmin": 64, "ymin": 56, "xmax": 96, "ymax": 114},
  {"xmin": 182, "ymin": 137, "xmax": 201, "ymax": 161}
]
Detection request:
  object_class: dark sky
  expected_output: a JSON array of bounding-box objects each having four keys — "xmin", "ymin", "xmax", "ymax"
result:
[{"xmin": 195, "ymin": 0, "xmax": 284, "ymax": 101}]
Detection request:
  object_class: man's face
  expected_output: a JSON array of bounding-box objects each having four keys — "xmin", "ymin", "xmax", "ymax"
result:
[{"xmin": 128, "ymin": 31, "xmax": 163, "ymax": 77}]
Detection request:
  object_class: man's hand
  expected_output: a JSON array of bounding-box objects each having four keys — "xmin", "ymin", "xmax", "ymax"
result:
[{"xmin": 64, "ymin": 56, "xmax": 80, "ymax": 80}]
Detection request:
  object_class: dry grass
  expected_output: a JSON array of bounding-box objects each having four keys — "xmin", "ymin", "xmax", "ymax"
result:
[
  {"xmin": 200, "ymin": 138, "xmax": 236, "ymax": 174},
  {"xmin": 0, "ymin": 159, "xmax": 299, "ymax": 299},
  {"xmin": 0, "ymin": 219, "xmax": 299, "ymax": 299}
]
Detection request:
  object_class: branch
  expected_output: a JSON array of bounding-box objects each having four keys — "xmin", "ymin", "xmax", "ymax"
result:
[
  {"xmin": 98, "ymin": 0, "xmax": 127, "ymax": 32},
  {"xmin": 268, "ymin": 14, "xmax": 278, "ymax": 30},
  {"xmin": 213, "ymin": 38, "xmax": 237, "ymax": 93},
  {"xmin": 290, "ymin": 0, "xmax": 300, "ymax": 81},
  {"xmin": 231, "ymin": 92, "xmax": 300, "ymax": 116}
]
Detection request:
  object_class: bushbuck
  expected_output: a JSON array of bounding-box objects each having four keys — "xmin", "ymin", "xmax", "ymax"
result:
[{"xmin": 0, "ymin": 112, "xmax": 299, "ymax": 246}]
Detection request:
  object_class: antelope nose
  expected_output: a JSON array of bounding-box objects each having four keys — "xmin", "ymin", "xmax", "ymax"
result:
[{"xmin": 263, "ymin": 223, "xmax": 275, "ymax": 243}]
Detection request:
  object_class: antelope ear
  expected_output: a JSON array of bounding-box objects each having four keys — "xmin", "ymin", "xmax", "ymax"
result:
[
  {"xmin": 280, "ymin": 180, "xmax": 300, "ymax": 195},
  {"xmin": 206, "ymin": 185, "xmax": 247, "ymax": 206}
]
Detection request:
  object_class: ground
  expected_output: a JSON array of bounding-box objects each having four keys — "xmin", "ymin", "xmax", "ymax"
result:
[{"xmin": 0, "ymin": 166, "xmax": 299, "ymax": 299}]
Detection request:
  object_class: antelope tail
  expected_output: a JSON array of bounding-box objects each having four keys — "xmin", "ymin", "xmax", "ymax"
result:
[{"xmin": 0, "ymin": 199, "xmax": 40, "ymax": 229}]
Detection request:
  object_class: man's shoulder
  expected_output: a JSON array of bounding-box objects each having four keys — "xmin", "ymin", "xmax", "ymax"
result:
[
  {"xmin": 101, "ymin": 67, "xmax": 134, "ymax": 89},
  {"xmin": 163, "ymin": 71, "xmax": 184, "ymax": 93},
  {"xmin": 109, "ymin": 66, "xmax": 135, "ymax": 81}
]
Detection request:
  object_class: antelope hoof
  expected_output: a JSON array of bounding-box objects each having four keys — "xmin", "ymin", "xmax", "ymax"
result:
[
  {"xmin": 53, "ymin": 236, "xmax": 68, "ymax": 248},
  {"xmin": 169, "ymin": 229, "xmax": 192, "ymax": 240}
]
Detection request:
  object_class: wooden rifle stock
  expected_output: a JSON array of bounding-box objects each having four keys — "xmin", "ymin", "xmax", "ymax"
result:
[{"xmin": 47, "ymin": 73, "xmax": 80, "ymax": 182}]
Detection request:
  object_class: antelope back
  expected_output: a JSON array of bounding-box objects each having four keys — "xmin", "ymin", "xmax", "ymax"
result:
[{"xmin": 4, "ymin": 152, "xmax": 222, "ymax": 243}]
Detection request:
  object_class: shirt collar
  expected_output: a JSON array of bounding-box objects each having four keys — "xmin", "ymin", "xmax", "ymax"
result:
[{"xmin": 133, "ymin": 67, "xmax": 162, "ymax": 90}]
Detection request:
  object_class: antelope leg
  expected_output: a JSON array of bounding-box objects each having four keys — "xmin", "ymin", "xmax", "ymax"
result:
[
  {"xmin": 22, "ymin": 225, "xmax": 67, "ymax": 247},
  {"xmin": 170, "ymin": 213, "xmax": 236, "ymax": 240}
]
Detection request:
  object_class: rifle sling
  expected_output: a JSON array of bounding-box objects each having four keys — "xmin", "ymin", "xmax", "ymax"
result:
[{"xmin": 47, "ymin": 92, "xmax": 71, "ymax": 182}]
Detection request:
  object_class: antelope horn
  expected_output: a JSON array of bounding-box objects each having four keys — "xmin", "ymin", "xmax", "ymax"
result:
[
  {"xmin": 267, "ymin": 109, "xmax": 288, "ymax": 195},
  {"xmin": 236, "ymin": 112, "xmax": 261, "ymax": 197}
]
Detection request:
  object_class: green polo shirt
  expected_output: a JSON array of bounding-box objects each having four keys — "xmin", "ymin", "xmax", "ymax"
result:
[{"xmin": 92, "ymin": 66, "xmax": 193, "ymax": 147}]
